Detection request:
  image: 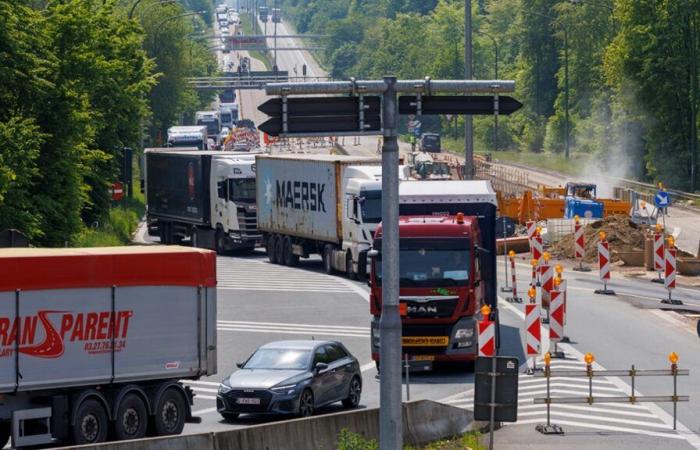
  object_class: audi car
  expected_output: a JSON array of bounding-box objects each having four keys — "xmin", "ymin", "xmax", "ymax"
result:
[{"xmin": 217, "ymin": 340, "xmax": 362, "ymax": 420}]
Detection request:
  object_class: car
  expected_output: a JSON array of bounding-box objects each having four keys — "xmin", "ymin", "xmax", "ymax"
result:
[{"xmin": 216, "ymin": 340, "xmax": 362, "ymax": 420}]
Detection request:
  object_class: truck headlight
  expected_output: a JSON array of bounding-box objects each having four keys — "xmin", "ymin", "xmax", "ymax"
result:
[{"xmin": 454, "ymin": 328, "xmax": 474, "ymax": 339}]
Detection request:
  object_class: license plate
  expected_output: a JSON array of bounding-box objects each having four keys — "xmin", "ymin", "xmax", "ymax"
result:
[
  {"xmin": 412, "ymin": 355, "xmax": 435, "ymax": 361},
  {"xmin": 402, "ymin": 336, "xmax": 449, "ymax": 347},
  {"xmin": 236, "ymin": 397, "xmax": 261, "ymax": 405}
]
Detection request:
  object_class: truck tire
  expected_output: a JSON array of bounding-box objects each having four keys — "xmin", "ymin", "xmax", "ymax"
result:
[
  {"xmin": 215, "ymin": 229, "xmax": 226, "ymax": 255},
  {"xmin": 267, "ymin": 235, "xmax": 278, "ymax": 264},
  {"xmin": 190, "ymin": 227, "xmax": 199, "ymax": 248},
  {"xmin": 159, "ymin": 222, "xmax": 169, "ymax": 245},
  {"xmin": 283, "ymin": 237, "xmax": 299, "ymax": 267},
  {"xmin": 322, "ymin": 245, "xmax": 335, "ymax": 275},
  {"xmin": 274, "ymin": 235, "xmax": 285, "ymax": 265},
  {"xmin": 345, "ymin": 252, "xmax": 356, "ymax": 280},
  {"xmin": 0, "ymin": 421, "xmax": 9, "ymax": 449},
  {"xmin": 113, "ymin": 393, "xmax": 148, "ymax": 441},
  {"xmin": 153, "ymin": 388, "xmax": 186, "ymax": 436},
  {"xmin": 72, "ymin": 399, "xmax": 109, "ymax": 445}
]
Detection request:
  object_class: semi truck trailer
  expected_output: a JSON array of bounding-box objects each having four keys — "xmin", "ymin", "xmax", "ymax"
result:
[
  {"xmin": 256, "ymin": 155, "xmax": 409, "ymax": 278},
  {"xmin": 369, "ymin": 180, "xmax": 498, "ymax": 370},
  {"xmin": 0, "ymin": 246, "xmax": 216, "ymax": 448},
  {"xmin": 145, "ymin": 149, "xmax": 261, "ymax": 253},
  {"xmin": 167, "ymin": 126, "xmax": 209, "ymax": 150}
]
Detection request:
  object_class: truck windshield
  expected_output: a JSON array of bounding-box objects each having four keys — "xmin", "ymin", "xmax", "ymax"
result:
[
  {"xmin": 197, "ymin": 119, "xmax": 219, "ymax": 136},
  {"xmin": 374, "ymin": 238, "xmax": 470, "ymax": 287},
  {"xmin": 229, "ymin": 178, "xmax": 256, "ymax": 203},
  {"xmin": 359, "ymin": 189, "xmax": 381, "ymax": 223}
]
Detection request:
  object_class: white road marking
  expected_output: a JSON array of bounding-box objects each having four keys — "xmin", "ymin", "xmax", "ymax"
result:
[
  {"xmin": 192, "ymin": 407, "xmax": 218, "ymax": 415},
  {"xmin": 218, "ymin": 320, "xmax": 368, "ymax": 330},
  {"xmin": 217, "ymin": 327, "xmax": 369, "ymax": 338},
  {"xmin": 360, "ymin": 362, "xmax": 376, "ymax": 372}
]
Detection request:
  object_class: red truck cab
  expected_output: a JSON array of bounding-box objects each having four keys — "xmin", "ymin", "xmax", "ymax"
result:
[{"xmin": 370, "ymin": 213, "xmax": 484, "ymax": 369}]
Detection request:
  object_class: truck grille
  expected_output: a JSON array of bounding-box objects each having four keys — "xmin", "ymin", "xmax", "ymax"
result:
[
  {"xmin": 237, "ymin": 208, "xmax": 259, "ymax": 235},
  {"xmin": 400, "ymin": 297, "xmax": 458, "ymax": 319}
]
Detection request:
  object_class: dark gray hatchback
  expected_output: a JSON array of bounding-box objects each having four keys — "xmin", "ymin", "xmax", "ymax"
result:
[{"xmin": 217, "ymin": 340, "xmax": 362, "ymax": 420}]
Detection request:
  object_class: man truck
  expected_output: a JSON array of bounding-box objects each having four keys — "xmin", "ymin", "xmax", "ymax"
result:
[
  {"xmin": 256, "ymin": 155, "xmax": 409, "ymax": 278},
  {"xmin": 0, "ymin": 246, "xmax": 216, "ymax": 448},
  {"xmin": 145, "ymin": 149, "xmax": 261, "ymax": 253},
  {"xmin": 369, "ymin": 180, "xmax": 498, "ymax": 371}
]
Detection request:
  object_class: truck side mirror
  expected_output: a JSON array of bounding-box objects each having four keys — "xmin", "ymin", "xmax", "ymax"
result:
[{"xmin": 367, "ymin": 249, "xmax": 379, "ymax": 259}]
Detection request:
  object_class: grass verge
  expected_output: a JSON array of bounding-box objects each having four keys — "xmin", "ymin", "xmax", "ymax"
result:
[
  {"xmin": 71, "ymin": 180, "xmax": 145, "ymax": 247},
  {"xmin": 337, "ymin": 429, "xmax": 485, "ymax": 450}
]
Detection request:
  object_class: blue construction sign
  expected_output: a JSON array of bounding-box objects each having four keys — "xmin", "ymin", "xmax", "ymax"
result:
[{"xmin": 654, "ymin": 190, "xmax": 670, "ymax": 208}]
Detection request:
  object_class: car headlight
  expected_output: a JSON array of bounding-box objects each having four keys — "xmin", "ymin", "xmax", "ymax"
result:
[
  {"xmin": 271, "ymin": 384, "xmax": 298, "ymax": 395},
  {"xmin": 218, "ymin": 380, "xmax": 232, "ymax": 394},
  {"xmin": 454, "ymin": 328, "xmax": 474, "ymax": 339}
]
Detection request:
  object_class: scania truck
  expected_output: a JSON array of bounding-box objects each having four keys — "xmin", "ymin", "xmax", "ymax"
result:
[
  {"xmin": 145, "ymin": 149, "xmax": 261, "ymax": 253},
  {"xmin": 369, "ymin": 180, "xmax": 498, "ymax": 370},
  {"xmin": 256, "ymin": 155, "xmax": 409, "ymax": 278},
  {"xmin": 0, "ymin": 246, "xmax": 216, "ymax": 448}
]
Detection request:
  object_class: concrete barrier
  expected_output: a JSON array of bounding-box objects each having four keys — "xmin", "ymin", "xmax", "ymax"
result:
[{"xmin": 63, "ymin": 400, "xmax": 478, "ymax": 450}]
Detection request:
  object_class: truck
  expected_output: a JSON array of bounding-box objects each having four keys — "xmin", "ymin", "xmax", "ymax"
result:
[
  {"xmin": 369, "ymin": 180, "xmax": 498, "ymax": 371},
  {"xmin": 0, "ymin": 246, "xmax": 216, "ymax": 448},
  {"xmin": 256, "ymin": 155, "xmax": 409, "ymax": 279},
  {"xmin": 219, "ymin": 102, "xmax": 239, "ymax": 129},
  {"xmin": 419, "ymin": 132, "xmax": 441, "ymax": 153},
  {"xmin": 167, "ymin": 125, "xmax": 209, "ymax": 150},
  {"xmin": 145, "ymin": 149, "xmax": 261, "ymax": 253},
  {"xmin": 195, "ymin": 111, "xmax": 221, "ymax": 140}
]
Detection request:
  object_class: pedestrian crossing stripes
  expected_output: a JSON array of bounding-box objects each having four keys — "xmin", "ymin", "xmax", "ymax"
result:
[
  {"xmin": 217, "ymin": 320, "xmax": 370, "ymax": 338},
  {"xmin": 182, "ymin": 379, "xmax": 219, "ymax": 401},
  {"xmin": 216, "ymin": 256, "xmax": 357, "ymax": 293},
  {"xmin": 442, "ymin": 356, "xmax": 684, "ymax": 440}
]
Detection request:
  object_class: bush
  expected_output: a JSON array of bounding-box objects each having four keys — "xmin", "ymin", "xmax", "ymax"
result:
[{"xmin": 337, "ymin": 429, "xmax": 379, "ymax": 450}]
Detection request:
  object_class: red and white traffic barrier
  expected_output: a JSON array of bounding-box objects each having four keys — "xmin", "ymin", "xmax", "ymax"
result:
[
  {"xmin": 532, "ymin": 233, "xmax": 544, "ymax": 267},
  {"xmin": 662, "ymin": 240, "xmax": 681, "ymax": 305},
  {"xmin": 507, "ymin": 252, "xmax": 522, "ymax": 302},
  {"xmin": 652, "ymin": 230, "xmax": 665, "ymax": 283},
  {"xmin": 540, "ymin": 261, "xmax": 553, "ymax": 308},
  {"xmin": 526, "ymin": 303, "xmax": 541, "ymax": 357},
  {"xmin": 478, "ymin": 321, "xmax": 496, "ymax": 358},
  {"xmin": 572, "ymin": 217, "xmax": 591, "ymax": 272},
  {"xmin": 595, "ymin": 232, "xmax": 615, "ymax": 295},
  {"xmin": 548, "ymin": 289, "xmax": 566, "ymax": 358},
  {"xmin": 527, "ymin": 221, "xmax": 537, "ymax": 255}
]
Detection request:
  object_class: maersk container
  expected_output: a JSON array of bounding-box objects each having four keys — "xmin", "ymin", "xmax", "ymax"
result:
[
  {"xmin": 0, "ymin": 246, "xmax": 216, "ymax": 448},
  {"xmin": 256, "ymin": 154, "xmax": 380, "ymax": 243}
]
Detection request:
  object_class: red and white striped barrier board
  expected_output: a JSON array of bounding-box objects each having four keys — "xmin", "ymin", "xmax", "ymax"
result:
[
  {"xmin": 549, "ymin": 290, "xmax": 565, "ymax": 343},
  {"xmin": 525, "ymin": 304, "xmax": 541, "ymax": 357},
  {"xmin": 574, "ymin": 222, "xmax": 585, "ymax": 260},
  {"xmin": 665, "ymin": 247, "xmax": 676, "ymax": 290},
  {"xmin": 540, "ymin": 264, "xmax": 553, "ymax": 307},
  {"xmin": 654, "ymin": 232, "xmax": 664, "ymax": 272},
  {"xmin": 527, "ymin": 221, "xmax": 537, "ymax": 255},
  {"xmin": 598, "ymin": 241, "xmax": 611, "ymax": 280},
  {"xmin": 532, "ymin": 235, "xmax": 543, "ymax": 267},
  {"xmin": 510, "ymin": 256, "xmax": 519, "ymax": 300},
  {"xmin": 478, "ymin": 320, "xmax": 496, "ymax": 357}
]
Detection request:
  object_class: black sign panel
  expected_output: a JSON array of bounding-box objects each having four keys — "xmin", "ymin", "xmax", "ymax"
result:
[
  {"xmin": 474, "ymin": 356, "xmax": 519, "ymax": 422},
  {"xmin": 399, "ymin": 95, "xmax": 523, "ymax": 116},
  {"xmin": 259, "ymin": 115, "xmax": 381, "ymax": 135}
]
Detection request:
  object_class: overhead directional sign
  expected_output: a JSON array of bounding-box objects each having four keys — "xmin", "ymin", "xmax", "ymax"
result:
[
  {"xmin": 655, "ymin": 190, "xmax": 670, "ymax": 208},
  {"xmin": 398, "ymin": 95, "xmax": 523, "ymax": 116},
  {"xmin": 257, "ymin": 96, "xmax": 381, "ymax": 136}
]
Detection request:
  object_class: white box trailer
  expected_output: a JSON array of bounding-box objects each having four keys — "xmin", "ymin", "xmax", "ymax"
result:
[
  {"xmin": 256, "ymin": 154, "xmax": 409, "ymax": 278},
  {"xmin": 0, "ymin": 246, "xmax": 217, "ymax": 448}
]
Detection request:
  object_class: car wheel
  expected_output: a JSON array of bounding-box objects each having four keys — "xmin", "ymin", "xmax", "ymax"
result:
[
  {"xmin": 345, "ymin": 252, "xmax": 356, "ymax": 280},
  {"xmin": 153, "ymin": 388, "xmax": 186, "ymax": 436},
  {"xmin": 342, "ymin": 376, "xmax": 362, "ymax": 408},
  {"xmin": 298, "ymin": 389, "xmax": 314, "ymax": 418},
  {"xmin": 220, "ymin": 412, "xmax": 239, "ymax": 422},
  {"xmin": 267, "ymin": 235, "xmax": 278, "ymax": 264},
  {"xmin": 113, "ymin": 393, "xmax": 148, "ymax": 441},
  {"xmin": 72, "ymin": 399, "xmax": 108, "ymax": 445}
]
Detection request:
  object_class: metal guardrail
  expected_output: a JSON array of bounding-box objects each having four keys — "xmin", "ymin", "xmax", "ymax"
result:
[{"xmin": 533, "ymin": 352, "xmax": 688, "ymax": 434}]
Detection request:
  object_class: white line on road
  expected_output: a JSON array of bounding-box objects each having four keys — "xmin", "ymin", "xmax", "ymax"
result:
[
  {"xmin": 195, "ymin": 394, "xmax": 217, "ymax": 401},
  {"xmin": 182, "ymin": 380, "xmax": 221, "ymax": 387},
  {"xmin": 193, "ymin": 407, "xmax": 218, "ymax": 416},
  {"xmin": 217, "ymin": 320, "xmax": 368, "ymax": 330},
  {"xmin": 514, "ymin": 418, "xmax": 687, "ymax": 440},
  {"xmin": 517, "ymin": 403, "xmax": 659, "ymax": 418},
  {"xmin": 217, "ymin": 327, "xmax": 369, "ymax": 338},
  {"xmin": 360, "ymin": 362, "xmax": 376, "ymax": 372}
]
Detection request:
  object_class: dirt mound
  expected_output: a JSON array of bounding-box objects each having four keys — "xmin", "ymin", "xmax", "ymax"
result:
[{"xmin": 550, "ymin": 215, "xmax": 647, "ymax": 263}]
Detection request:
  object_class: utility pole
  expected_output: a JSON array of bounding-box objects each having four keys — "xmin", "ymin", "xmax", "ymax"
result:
[
  {"xmin": 379, "ymin": 76, "xmax": 402, "ymax": 450},
  {"xmin": 464, "ymin": 0, "xmax": 474, "ymax": 179}
]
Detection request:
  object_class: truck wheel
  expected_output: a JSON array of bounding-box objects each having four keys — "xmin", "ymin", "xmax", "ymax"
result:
[
  {"xmin": 322, "ymin": 245, "xmax": 335, "ymax": 275},
  {"xmin": 114, "ymin": 393, "xmax": 148, "ymax": 440},
  {"xmin": 72, "ymin": 399, "xmax": 108, "ymax": 445},
  {"xmin": 0, "ymin": 421, "xmax": 9, "ymax": 449},
  {"xmin": 215, "ymin": 229, "xmax": 226, "ymax": 255},
  {"xmin": 267, "ymin": 235, "xmax": 278, "ymax": 264},
  {"xmin": 153, "ymin": 388, "xmax": 186, "ymax": 436},
  {"xmin": 345, "ymin": 252, "xmax": 356, "ymax": 280},
  {"xmin": 283, "ymin": 237, "xmax": 299, "ymax": 267},
  {"xmin": 159, "ymin": 222, "xmax": 169, "ymax": 245},
  {"xmin": 191, "ymin": 227, "xmax": 199, "ymax": 248},
  {"xmin": 274, "ymin": 235, "xmax": 285, "ymax": 265}
]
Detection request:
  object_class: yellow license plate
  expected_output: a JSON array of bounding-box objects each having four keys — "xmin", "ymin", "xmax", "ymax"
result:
[
  {"xmin": 402, "ymin": 336, "xmax": 449, "ymax": 347},
  {"xmin": 412, "ymin": 355, "xmax": 435, "ymax": 361}
]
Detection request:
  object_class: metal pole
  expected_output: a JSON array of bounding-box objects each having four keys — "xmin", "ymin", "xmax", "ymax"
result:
[
  {"xmin": 273, "ymin": 14, "xmax": 277, "ymax": 69},
  {"xmin": 564, "ymin": 28, "xmax": 570, "ymax": 160},
  {"xmin": 494, "ymin": 42, "xmax": 499, "ymax": 151},
  {"xmin": 464, "ymin": 0, "xmax": 473, "ymax": 179},
  {"xmin": 404, "ymin": 353, "xmax": 410, "ymax": 401},
  {"xmin": 501, "ymin": 217, "xmax": 511, "ymax": 292},
  {"xmin": 379, "ymin": 76, "xmax": 402, "ymax": 450},
  {"xmin": 488, "ymin": 355, "xmax": 496, "ymax": 450}
]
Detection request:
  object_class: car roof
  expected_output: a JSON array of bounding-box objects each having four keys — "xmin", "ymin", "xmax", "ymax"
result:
[{"xmin": 259, "ymin": 340, "xmax": 336, "ymax": 350}]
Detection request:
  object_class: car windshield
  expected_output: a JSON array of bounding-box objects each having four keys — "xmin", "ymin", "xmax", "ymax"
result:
[
  {"xmin": 359, "ymin": 189, "xmax": 381, "ymax": 223},
  {"xmin": 374, "ymin": 238, "xmax": 470, "ymax": 287},
  {"xmin": 243, "ymin": 348, "xmax": 311, "ymax": 370}
]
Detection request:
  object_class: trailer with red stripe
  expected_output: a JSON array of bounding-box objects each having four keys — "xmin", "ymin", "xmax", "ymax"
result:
[{"xmin": 0, "ymin": 246, "xmax": 217, "ymax": 448}]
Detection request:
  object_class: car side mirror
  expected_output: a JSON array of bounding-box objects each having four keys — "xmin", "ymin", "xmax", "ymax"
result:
[
  {"xmin": 314, "ymin": 362, "xmax": 329, "ymax": 374},
  {"xmin": 236, "ymin": 362, "xmax": 245, "ymax": 369}
]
